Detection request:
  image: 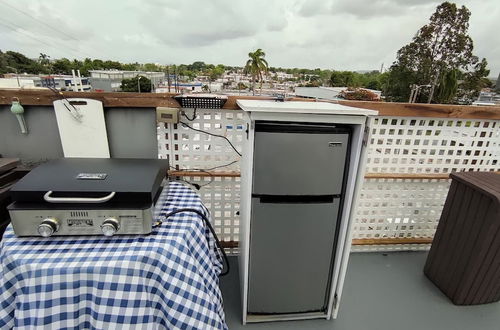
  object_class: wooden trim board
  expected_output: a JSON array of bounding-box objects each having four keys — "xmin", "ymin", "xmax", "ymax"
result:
[
  {"xmin": 219, "ymin": 237, "xmax": 433, "ymax": 248},
  {"xmin": 2, "ymin": 89, "xmax": 500, "ymax": 119}
]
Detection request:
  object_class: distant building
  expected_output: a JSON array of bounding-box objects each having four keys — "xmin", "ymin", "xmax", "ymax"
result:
[
  {"xmin": 0, "ymin": 74, "xmax": 90, "ymax": 91},
  {"xmin": 0, "ymin": 75, "xmax": 40, "ymax": 89},
  {"xmin": 295, "ymin": 86, "xmax": 381, "ymax": 100},
  {"xmin": 274, "ymin": 71, "xmax": 295, "ymax": 80},
  {"xmin": 472, "ymin": 90, "xmax": 500, "ymax": 106},
  {"xmin": 156, "ymin": 82, "xmax": 204, "ymax": 93},
  {"xmin": 35, "ymin": 75, "xmax": 91, "ymax": 91},
  {"xmin": 89, "ymin": 70, "xmax": 165, "ymax": 92}
]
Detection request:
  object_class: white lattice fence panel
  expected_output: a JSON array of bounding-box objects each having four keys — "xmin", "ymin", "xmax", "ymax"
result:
[
  {"xmin": 367, "ymin": 117, "xmax": 500, "ymax": 173},
  {"xmin": 158, "ymin": 108, "xmax": 245, "ymax": 172},
  {"xmin": 356, "ymin": 117, "xmax": 500, "ymax": 251},
  {"xmin": 171, "ymin": 176, "xmax": 241, "ymax": 255},
  {"xmin": 354, "ymin": 178, "xmax": 451, "ymax": 238},
  {"xmin": 158, "ymin": 108, "xmax": 244, "ymax": 253}
]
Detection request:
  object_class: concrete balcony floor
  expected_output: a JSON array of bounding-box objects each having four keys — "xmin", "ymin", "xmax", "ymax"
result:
[{"xmin": 220, "ymin": 252, "xmax": 500, "ymax": 330}]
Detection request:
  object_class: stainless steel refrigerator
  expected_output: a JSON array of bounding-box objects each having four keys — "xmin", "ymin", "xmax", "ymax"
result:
[{"xmin": 248, "ymin": 121, "xmax": 351, "ymax": 315}]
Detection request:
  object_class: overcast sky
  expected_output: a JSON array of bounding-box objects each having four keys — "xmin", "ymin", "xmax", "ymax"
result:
[{"xmin": 0, "ymin": 0, "xmax": 498, "ymax": 76}]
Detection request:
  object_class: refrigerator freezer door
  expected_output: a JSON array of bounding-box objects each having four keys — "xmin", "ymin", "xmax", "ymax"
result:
[
  {"xmin": 247, "ymin": 197, "xmax": 341, "ymax": 314},
  {"xmin": 252, "ymin": 124, "xmax": 350, "ymax": 196}
]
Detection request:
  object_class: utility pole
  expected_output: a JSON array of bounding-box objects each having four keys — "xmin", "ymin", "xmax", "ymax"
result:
[
  {"xmin": 167, "ymin": 66, "xmax": 171, "ymax": 93},
  {"xmin": 7, "ymin": 67, "xmax": 20, "ymax": 87}
]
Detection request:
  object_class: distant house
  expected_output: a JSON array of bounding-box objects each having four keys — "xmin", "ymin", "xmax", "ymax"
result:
[
  {"xmin": 36, "ymin": 75, "xmax": 91, "ymax": 91},
  {"xmin": 156, "ymin": 82, "xmax": 204, "ymax": 93},
  {"xmin": 0, "ymin": 74, "xmax": 40, "ymax": 89},
  {"xmin": 295, "ymin": 86, "xmax": 381, "ymax": 100}
]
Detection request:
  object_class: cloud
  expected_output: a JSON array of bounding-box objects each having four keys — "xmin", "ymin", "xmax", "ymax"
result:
[
  {"xmin": 0, "ymin": 0, "xmax": 498, "ymax": 76},
  {"xmin": 298, "ymin": 0, "xmax": 440, "ymax": 18},
  {"xmin": 298, "ymin": 0, "xmax": 332, "ymax": 17}
]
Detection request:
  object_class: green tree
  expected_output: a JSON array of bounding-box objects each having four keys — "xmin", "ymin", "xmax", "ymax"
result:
[
  {"xmin": 143, "ymin": 63, "xmax": 161, "ymax": 72},
  {"xmin": 244, "ymin": 48, "xmax": 269, "ymax": 95},
  {"xmin": 458, "ymin": 58, "xmax": 491, "ymax": 103},
  {"xmin": 120, "ymin": 75, "xmax": 152, "ymax": 92},
  {"xmin": 330, "ymin": 71, "xmax": 356, "ymax": 87},
  {"xmin": 38, "ymin": 53, "xmax": 51, "ymax": 71},
  {"xmin": 209, "ymin": 64, "xmax": 225, "ymax": 81},
  {"xmin": 52, "ymin": 58, "xmax": 73, "ymax": 74},
  {"xmin": 386, "ymin": 2, "xmax": 487, "ymax": 103},
  {"xmin": 0, "ymin": 50, "xmax": 46, "ymax": 74}
]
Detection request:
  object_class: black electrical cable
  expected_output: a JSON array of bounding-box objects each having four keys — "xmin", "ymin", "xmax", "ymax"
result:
[
  {"xmin": 169, "ymin": 166, "xmax": 214, "ymax": 190},
  {"xmin": 169, "ymin": 159, "xmax": 239, "ymax": 189},
  {"xmin": 180, "ymin": 121, "xmax": 242, "ymax": 157},
  {"xmin": 154, "ymin": 208, "xmax": 230, "ymax": 277},
  {"xmin": 182, "ymin": 108, "xmax": 197, "ymax": 121}
]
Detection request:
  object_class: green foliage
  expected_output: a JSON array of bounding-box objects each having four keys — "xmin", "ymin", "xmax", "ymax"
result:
[
  {"xmin": 458, "ymin": 58, "xmax": 491, "ymax": 103},
  {"xmin": 328, "ymin": 70, "xmax": 387, "ymax": 91},
  {"xmin": 38, "ymin": 53, "xmax": 50, "ymax": 66},
  {"xmin": 0, "ymin": 50, "xmax": 47, "ymax": 74},
  {"xmin": 436, "ymin": 69, "xmax": 458, "ymax": 103},
  {"xmin": 209, "ymin": 64, "xmax": 225, "ymax": 81},
  {"xmin": 244, "ymin": 49, "xmax": 269, "ymax": 95},
  {"xmin": 385, "ymin": 2, "xmax": 489, "ymax": 103},
  {"xmin": 120, "ymin": 75, "xmax": 152, "ymax": 92},
  {"xmin": 330, "ymin": 71, "xmax": 355, "ymax": 87},
  {"xmin": 385, "ymin": 65, "xmax": 419, "ymax": 102},
  {"xmin": 51, "ymin": 58, "xmax": 73, "ymax": 74}
]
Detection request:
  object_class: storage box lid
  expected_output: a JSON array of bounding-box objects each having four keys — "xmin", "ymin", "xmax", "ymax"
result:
[
  {"xmin": 10, "ymin": 158, "xmax": 168, "ymax": 204},
  {"xmin": 450, "ymin": 172, "xmax": 500, "ymax": 206}
]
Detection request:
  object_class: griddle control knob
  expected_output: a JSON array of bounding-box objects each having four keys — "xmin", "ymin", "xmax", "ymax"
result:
[
  {"xmin": 38, "ymin": 217, "xmax": 60, "ymax": 237},
  {"xmin": 101, "ymin": 217, "xmax": 120, "ymax": 236}
]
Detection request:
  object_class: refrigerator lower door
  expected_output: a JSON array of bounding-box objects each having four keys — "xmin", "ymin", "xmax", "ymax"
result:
[
  {"xmin": 248, "ymin": 196, "xmax": 341, "ymax": 314},
  {"xmin": 252, "ymin": 122, "xmax": 350, "ymax": 196}
]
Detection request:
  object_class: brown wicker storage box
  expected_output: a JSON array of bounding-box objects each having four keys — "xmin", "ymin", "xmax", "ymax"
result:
[{"xmin": 424, "ymin": 171, "xmax": 500, "ymax": 305}]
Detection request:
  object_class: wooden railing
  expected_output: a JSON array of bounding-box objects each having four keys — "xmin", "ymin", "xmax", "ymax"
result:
[{"xmin": 1, "ymin": 89, "xmax": 500, "ymax": 119}]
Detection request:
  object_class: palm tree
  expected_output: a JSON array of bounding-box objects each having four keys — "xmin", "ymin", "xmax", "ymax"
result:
[
  {"xmin": 39, "ymin": 53, "xmax": 50, "ymax": 66},
  {"xmin": 244, "ymin": 49, "xmax": 269, "ymax": 95}
]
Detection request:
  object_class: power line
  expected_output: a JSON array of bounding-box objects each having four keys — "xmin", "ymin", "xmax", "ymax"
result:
[
  {"xmin": 0, "ymin": 0, "xmax": 80, "ymax": 42},
  {"xmin": 0, "ymin": 21, "xmax": 61, "ymax": 53},
  {"xmin": 0, "ymin": 18, "xmax": 93, "ymax": 59}
]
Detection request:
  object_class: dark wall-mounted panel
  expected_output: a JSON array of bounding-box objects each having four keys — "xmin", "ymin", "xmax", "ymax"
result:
[
  {"xmin": 0, "ymin": 106, "xmax": 157, "ymax": 164},
  {"xmin": 0, "ymin": 106, "xmax": 63, "ymax": 164}
]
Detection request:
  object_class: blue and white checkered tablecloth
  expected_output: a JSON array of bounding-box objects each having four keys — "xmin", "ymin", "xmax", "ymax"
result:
[{"xmin": 0, "ymin": 182, "xmax": 227, "ymax": 329}]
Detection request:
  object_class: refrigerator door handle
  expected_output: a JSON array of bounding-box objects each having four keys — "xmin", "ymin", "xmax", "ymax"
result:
[{"xmin": 253, "ymin": 194, "xmax": 340, "ymax": 204}]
